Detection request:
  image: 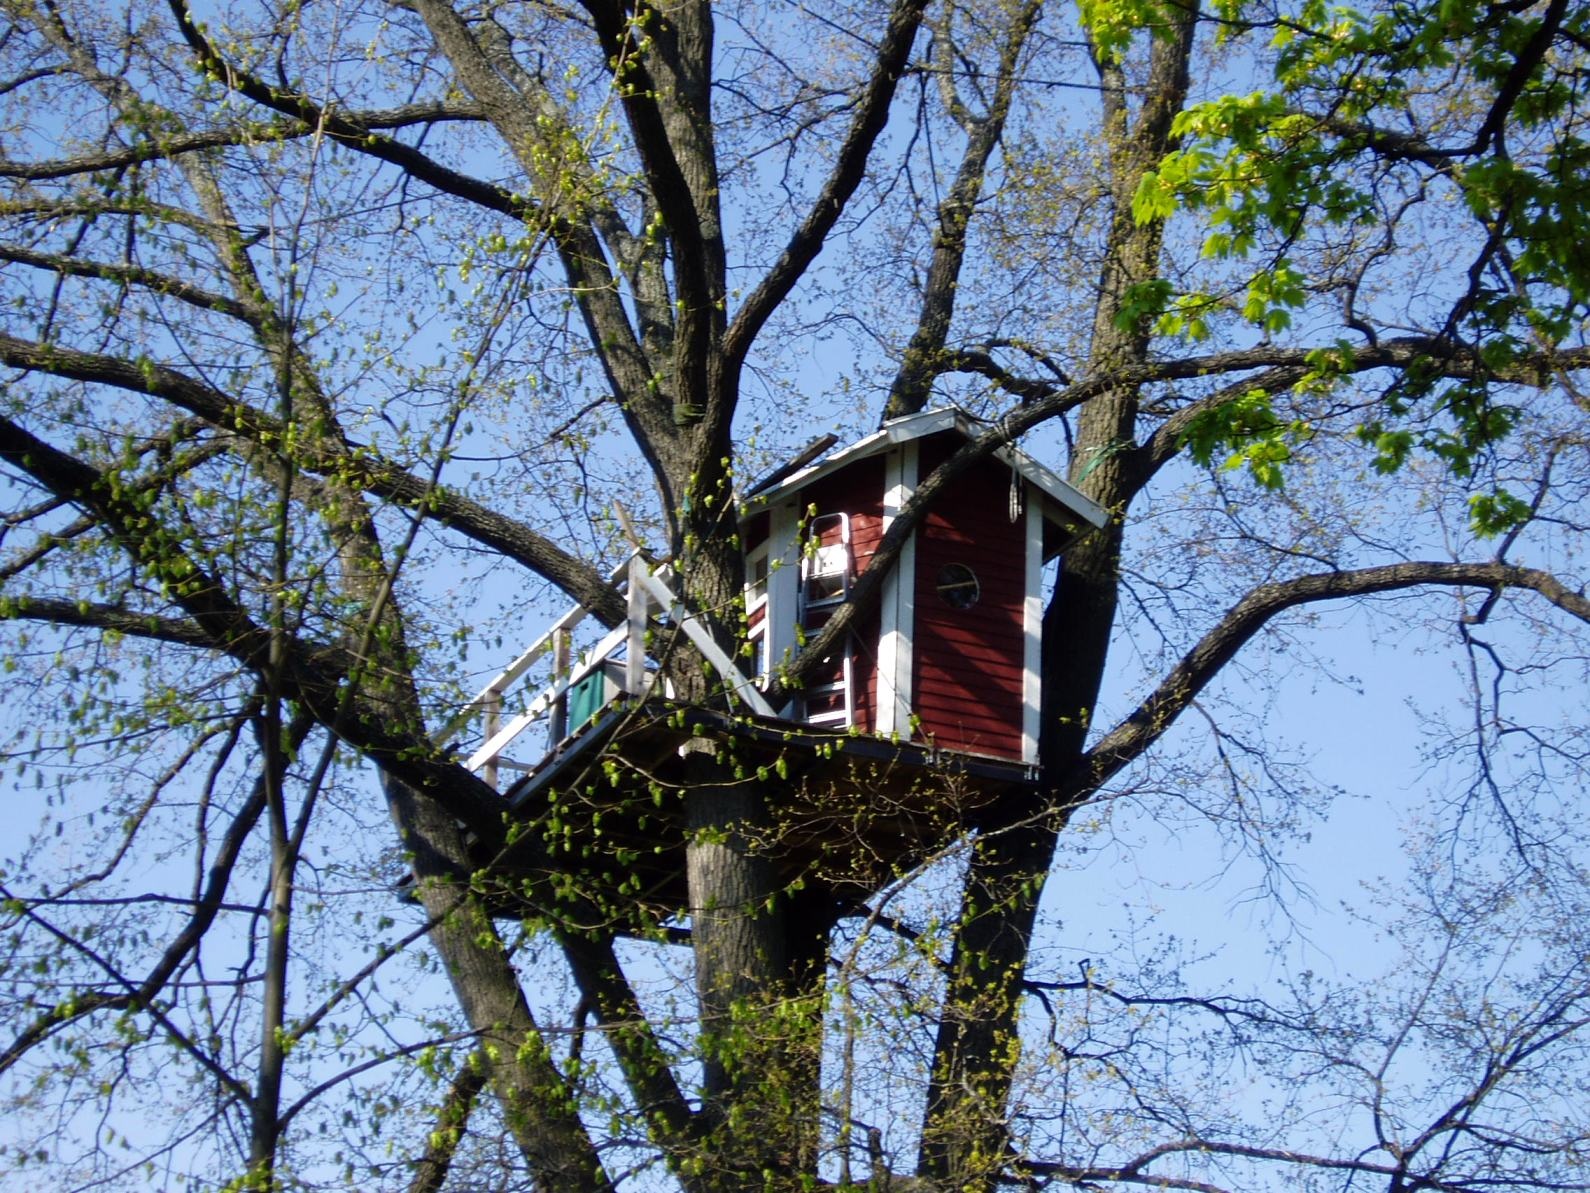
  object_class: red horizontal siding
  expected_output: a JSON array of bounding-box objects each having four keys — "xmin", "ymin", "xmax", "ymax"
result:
[
  {"xmin": 925, "ymin": 622, "xmax": 1025, "ymax": 648},
  {"xmin": 911, "ymin": 436, "xmax": 1028, "ymax": 760},
  {"xmin": 774, "ymin": 439, "xmax": 1037, "ymax": 759},
  {"xmin": 801, "ymin": 460, "xmax": 884, "ymax": 572}
]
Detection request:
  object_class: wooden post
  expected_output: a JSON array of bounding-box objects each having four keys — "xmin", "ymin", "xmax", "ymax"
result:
[
  {"xmin": 549, "ymin": 627, "xmax": 570, "ymax": 744},
  {"xmin": 482, "ymin": 689, "xmax": 501, "ymax": 792},
  {"xmin": 625, "ymin": 555, "xmax": 648, "ymax": 696}
]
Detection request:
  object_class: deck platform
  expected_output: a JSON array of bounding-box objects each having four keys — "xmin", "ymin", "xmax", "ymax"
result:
[
  {"xmin": 433, "ymin": 552, "xmax": 1045, "ymax": 927},
  {"xmin": 466, "ymin": 698, "xmax": 1040, "ymax": 924}
]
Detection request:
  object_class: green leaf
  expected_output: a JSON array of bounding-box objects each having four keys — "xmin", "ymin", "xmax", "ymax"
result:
[{"xmin": 1468, "ymin": 490, "xmax": 1533, "ymax": 537}]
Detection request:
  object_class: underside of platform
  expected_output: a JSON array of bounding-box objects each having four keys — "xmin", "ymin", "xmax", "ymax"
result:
[{"xmin": 464, "ymin": 699, "xmax": 1040, "ymax": 926}]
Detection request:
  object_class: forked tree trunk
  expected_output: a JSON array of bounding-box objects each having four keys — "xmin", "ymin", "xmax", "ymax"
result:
[{"xmin": 916, "ymin": 5, "xmax": 1198, "ymax": 1183}]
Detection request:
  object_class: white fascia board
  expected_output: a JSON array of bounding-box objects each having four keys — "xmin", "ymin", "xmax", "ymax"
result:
[
  {"xmin": 739, "ymin": 410, "xmax": 959, "ymax": 513},
  {"xmin": 992, "ymin": 443, "xmax": 1109, "ymax": 530},
  {"xmin": 876, "ymin": 442, "xmax": 918, "ymax": 738},
  {"xmin": 1021, "ymin": 497, "xmax": 1044, "ymax": 765},
  {"xmin": 740, "ymin": 408, "xmax": 1107, "ymax": 532}
]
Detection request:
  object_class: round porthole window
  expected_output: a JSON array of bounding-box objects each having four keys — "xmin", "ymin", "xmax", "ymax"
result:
[{"xmin": 936, "ymin": 563, "xmax": 980, "ymax": 610}]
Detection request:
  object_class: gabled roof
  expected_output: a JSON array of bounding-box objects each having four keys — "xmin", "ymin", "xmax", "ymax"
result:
[{"xmin": 741, "ymin": 408, "xmax": 1108, "ymax": 530}]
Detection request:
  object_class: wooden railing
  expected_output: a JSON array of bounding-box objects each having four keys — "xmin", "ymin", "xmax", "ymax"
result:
[{"xmin": 434, "ymin": 553, "xmax": 775, "ymax": 790}]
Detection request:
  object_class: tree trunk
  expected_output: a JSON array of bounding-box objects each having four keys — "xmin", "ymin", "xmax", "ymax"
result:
[
  {"xmin": 682, "ymin": 754, "xmax": 823, "ymax": 1188},
  {"xmin": 386, "ymin": 777, "xmax": 614, "ymax": 1192}
]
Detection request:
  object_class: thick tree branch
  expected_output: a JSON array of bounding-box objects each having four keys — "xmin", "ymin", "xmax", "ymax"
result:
[
  {"xmin": 942, "ymin": 347, "xmax": 1065, "ymax": 405},
  {"xmin": 0, "ymin": 243, "xmax": 252, "ymax": 321},
  {"xmin": 885, "ymin": 0, "xmax": 1040, "ymax": 419},
  {"xmin": 406, "ymin": 0, "xmax": 680, "ymax": 482},
  {"xmin": 0, "ymin": 195, "xmax": 240, "ymax": 237},
  {"xmin": 795, "ymin": 334, "xmax": 1590, "ymax": 691},
  {"xmin": 0, "ymin": 594, "xmax": 224, "ymax": 650},
  {"xmin": 557, "ymin": 930, "xmax": 700, "ymax": 1159},
  {"xmin": 0, "ymin": 414, "xmax": 512, "ymax": 841},
  {"xmin": 162, "ymin": 0, "xmax": 522, "ymax": 218},
  {"xmin": 578, "ymin": 0, "xmax": 721, "ymax": 432},
  {"xmin": 0, "ymin": 100, "xmax": 485, "ymax": 182},
  {"xmin": 723, "ymin": 0, "xmax": 929, "ymax": 377},
  {"xmin": 405, "ymin": 1055, "xmax": 489, "ymax": 1193},
  {"xmin": 1068, "ymin": 561, "xmax": 1590, "ymax": 808},
  {"xmin": 466, "ymin": 18, "xmax": 674, "ymax": 357},
  {"xmin": 0, "ymin": 422, "xmax": 222, "ymax": 583},
  {"xmin": 0, "ymin": 331, "xmax": 625, "ymax": 626},
  {"xmin": 1130, "ymin": 365, "xmax": 1311, "ymax": 481}
]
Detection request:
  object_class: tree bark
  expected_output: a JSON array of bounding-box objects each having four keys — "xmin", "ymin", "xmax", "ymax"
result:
[
  {"xmin": 682, "ymin": 753, "xmax": 823, "ymax": 1188},
  {"xmin": 406, "ymin": 1055, "xmax": 487, "ymax": 1193},
  {"xmin": 387, "ymin": 778, "xmax": 615, "ymax": 1192},
  {"xmin": 917, "ymin": 5, "xmax": 1200, "ymax": 1184}
]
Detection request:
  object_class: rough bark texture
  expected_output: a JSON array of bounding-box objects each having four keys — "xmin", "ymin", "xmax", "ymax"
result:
[
  {"xmin": 917, "ymin": 6, "xmax": 1201, "ymax": 1184},
  {"xmin": 389, "ymin": 778, "xmax": 615, "ymax": 1192},
  {"xmin": 684, "ymin": 767, "xmax": 800, "ymax": 1185}
]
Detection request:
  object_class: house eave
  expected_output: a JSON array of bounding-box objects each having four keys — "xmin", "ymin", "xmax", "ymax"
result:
[{"xmin": 740, "ymin": 408, "xmax": 1107, "ymax": 532}]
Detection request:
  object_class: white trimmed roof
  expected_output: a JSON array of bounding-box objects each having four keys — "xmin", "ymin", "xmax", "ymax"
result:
[{"xmin": 742, "ymin": 408, "xmax": 1108, "ymax": 530}]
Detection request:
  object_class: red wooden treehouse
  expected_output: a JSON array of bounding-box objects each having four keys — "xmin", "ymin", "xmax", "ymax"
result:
[{"xmin": 441, "ymin": 410, "xmax": 1106, "ymax": 915}]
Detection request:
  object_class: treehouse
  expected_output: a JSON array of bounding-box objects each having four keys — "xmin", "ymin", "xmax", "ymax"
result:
[{"xmin": 439, "ymin": 409, "xmax": 1107, "ymax": 918}]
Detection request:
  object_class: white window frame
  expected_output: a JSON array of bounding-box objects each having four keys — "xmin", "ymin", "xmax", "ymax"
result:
[{"xmin": 744, "ymin": 538, "xmax": 773, "ymax": 681}]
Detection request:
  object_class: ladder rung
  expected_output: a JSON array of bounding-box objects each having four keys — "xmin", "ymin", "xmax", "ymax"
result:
[
  {"xmin": 804, "ymin": 710, "xmax": 849, "ymax": 725},
  {"xmin": 799, "ymin": 511, "xmax": 856, "ymax": 729}
]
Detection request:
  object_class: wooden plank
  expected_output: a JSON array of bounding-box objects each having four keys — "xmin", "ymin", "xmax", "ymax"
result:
[
  {"xmin": 434, "ymin": 553, "xmax": 633, "ymax": 745},
  {"xmin": 635, "ymin": 568, "xmax": 777, "ymax": 717}
]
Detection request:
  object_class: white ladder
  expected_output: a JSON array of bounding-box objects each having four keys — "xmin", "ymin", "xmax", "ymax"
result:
[{"xmin": 798, "ymin": 512, "xmax": 855, "ymax": 727}]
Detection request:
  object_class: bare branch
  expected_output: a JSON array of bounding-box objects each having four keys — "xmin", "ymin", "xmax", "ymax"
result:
[
  {"xmin": 0, "ymin": 594, "xmax": 219, "ymax": 649},
  {"xmin": 162, "ymin": 0, "xmax": 522, "ymax": 218},
  {"xmin": 0, "ymin": 331, "xmax": 625, "ymax": 626},
  {"xmin": 0, "ymin": 709, "xmax": 311, "ymax": 1083},
  {"xmin": 724, "ymin": 0, "xmax": 929, "ymax": 378},
  {"xmin": 405, "ymin": 1054, "xmax": 489, "ymax": 1193},
  {"xmin": 886, "ymin": 0, "xmax": 1041, "ymax": 419},
  {"xmin": 1070, "ymin": 561, "xmax": 1590, "ymax": 808},
  {"xmin": 0, "ymin": 242, "xmax": 252, "ymax": 321},
  {"xmin": 0, "ymin": 100, "xmax": 484, "ymax": 181},
  {"xmin": 0, "ymin": 414, "xmax": 511, "ymax": 840}
]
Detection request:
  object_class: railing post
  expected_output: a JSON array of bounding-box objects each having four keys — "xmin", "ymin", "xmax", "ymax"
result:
[
  {"xmin": 548, "ymin": 626, "xmax": 570, "ymax": 744},
  {"xmin": 626, "ymin": 555, "xmax": 649, "ymax": 696},
  {"xmin": 482, "ymin": 688, "xmax": 501, "ymax": 792}
]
